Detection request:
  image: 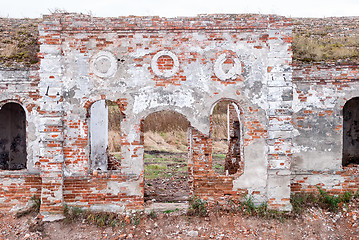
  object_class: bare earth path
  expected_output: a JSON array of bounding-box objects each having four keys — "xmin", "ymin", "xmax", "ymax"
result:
[{"xmin": 1, "ymin": 201, "xmax": 359, "ymax": 240}]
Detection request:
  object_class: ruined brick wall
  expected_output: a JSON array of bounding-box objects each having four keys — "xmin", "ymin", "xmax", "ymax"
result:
[
  {"xmin": 1, "ymin": 14, "xmax": 359, "ymax": 217},
  {"xmin": 291, "ymin": 63, "xmax": 359, "ymax": 193},
  {"xmin": 0, "ymin": 13, "xmax": 294, "ymax": 217},
  {"xmin": 39, "ymin": 13, "xmax": 292, "ymax": 215}
]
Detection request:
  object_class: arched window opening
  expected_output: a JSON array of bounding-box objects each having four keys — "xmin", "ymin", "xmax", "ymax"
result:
[
  {"xmin": 211, "ymin": 100, "xmax": 241, "ymax": 175},
  {"xmin": 89, "ymin": 100, "xmax": 123, "ymax": 171},
  {"xmin": 343, "ymin": 97, "xmax": 359, "ymax": 166},
  {"xmin": 0, "ymin": 103, "xmax": 27, "ymax": 170},
  {"xmin": 142, "ymin": 110, "xmax": 190, "ymax": 204}
]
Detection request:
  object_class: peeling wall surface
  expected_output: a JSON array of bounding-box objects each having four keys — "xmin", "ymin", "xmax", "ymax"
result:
[
  {"xmin": 291, "ymin": 64, "xmax": 359, "ymax": 194},
  {"xmin": 0, "ymin": 13, "xmax": 358, "ymax": 217}
]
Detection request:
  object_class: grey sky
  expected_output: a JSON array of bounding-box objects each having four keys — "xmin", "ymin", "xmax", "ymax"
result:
[{"xmin": 1, "ymin": 0, "xmax": 358, "ymax": 18}]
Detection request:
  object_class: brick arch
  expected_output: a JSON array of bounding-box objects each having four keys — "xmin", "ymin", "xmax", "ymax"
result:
[
  {"xmin": 209, "ymin": 98, "xmax": 243, "ymax": 116},
  {"xmin": 84, "ymin": 96, "xmax": 127, "ymax": 117},
  {"xmin": 0, "ymin": 98, "xmax": 27, "ymax": 112}
]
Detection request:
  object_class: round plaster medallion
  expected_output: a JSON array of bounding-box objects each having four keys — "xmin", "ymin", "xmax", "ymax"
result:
[
  {"xmin": 91, "ymin": 51, "xmax": 118, "ymax": 78},
  {"xmin": 214, "ymin": 53, "xmax": 241, "ymax": 81},
  {"xmin": 151, "ymin": 50, "xmax": 179, "ymax": 78}
]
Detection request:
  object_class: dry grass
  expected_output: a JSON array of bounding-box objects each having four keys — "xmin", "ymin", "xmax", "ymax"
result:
[
  {"xmin": 107, "ymin": 100, "xmax": 230, "ymax": 153},
  {"xmin": 0, "ymin": 18, "xmax": 40, "ymax": 68},
  {"xmin": 292, "ymin": 18, "xmax": 359, "ymax": 63},
  {"xmin": 212, "ymin": 113, "xmax": 227, "ymax": 141},
  {"xmin": 143, "ymin": 111, "xmax": 189, "ymax": 132},
  {"xmin": 108, "ymin": 103, "xmax": 123, "ymax": 152},
  {"xmin": 293, "ymin": 34, "xmax": 359, "ymax": 62},
  {"xmin": 142, "ymin": 111, "xmax": 190, "ymax": 152},
  {"xmin": 144, "ymin": 130, "xmax": 188, "ymax": 152},
  {"xmin": 142, "ymin": 107, "xmax": 229, "ymax": 153}
]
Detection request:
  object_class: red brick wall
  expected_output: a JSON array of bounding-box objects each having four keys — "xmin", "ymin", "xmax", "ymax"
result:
[
  {"xmin": 64, "ymin": 174, "xmax": 144, "ymax": 210},
  {"xmin": 0, "ymin": 173, "xmax": 41, "ymax": 211}
]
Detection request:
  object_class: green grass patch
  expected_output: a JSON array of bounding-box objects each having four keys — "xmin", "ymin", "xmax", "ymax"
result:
[
  {"xmin": 213, "ymin": 154, "xmax": 226, "ymax": 159},
  {"xmin": 291, "ymin": 187, "xmax": 359, "ymax": 214},
  {"xmin": 145, "ymin": 164, "xmax": 167, "ymax": 179},
  {"xmin": 163, "ymin": 208, "xmax": 179, "ymax": 214},
  {"xmin": 213, "ymin": 164, "xmax": 224, "ymax": 170}
]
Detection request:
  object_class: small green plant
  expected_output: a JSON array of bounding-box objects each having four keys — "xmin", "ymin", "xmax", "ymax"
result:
[
  {"xmin": 316, "ymin": 186, "xmax": 353, "ymax": 212},
  {"xmin": 30, "ymin": 195, "xmax": 41, "ymax": 213},
  {"xmin": 291, "ymin": 187, "xmax": 356, "ymax": 214},
  {"xmin": 243, "ymin": 196, "xmax": 256, "ymax": 214},
  {"xmin": 163, "ymin": 209, "xmax": 175, "ymax": 213},
  {"xmin": 15, "ymin": 195, "xmax": 41, "ymax": 218},
  {"xmin": 239, "ymin": 195, "xmax": 287, "ymax": 220},
  {"xmin": 63, "ymin": 204, "xmax": 86, "ymax": 223},
  {"xmin": 148, "ymin": 210, "xmax": 157, "ymax": 219},
  {"xmin": 86, "ymin": 212, "xmax": 120, "ymax": 227},
  {"xmin": 130, "ymin": 212, "xmax": 141, "ymax": 226},
  {"xmin": 291, "ymin": 192, "xmax": 318, "ymax": 214},
  {"xmin": 187, "ymin": 196, "xmax": 208, "ymax": 217}
]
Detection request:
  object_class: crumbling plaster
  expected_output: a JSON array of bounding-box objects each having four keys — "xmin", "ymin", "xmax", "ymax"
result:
[{"xmin": 9, "ymin": 13, "xmax": 359, "ymax": 215}]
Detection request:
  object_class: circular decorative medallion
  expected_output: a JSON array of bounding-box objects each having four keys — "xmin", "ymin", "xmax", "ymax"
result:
[
  {"xmin": 151, "ymin": 50, "xmax": 179, "ymax": 78},
  {"xmin": 90, "ymin": 51, "xmax": 118, "ymax": 78},
  {"xmin": 214, "ymin": 53, "xmax": 241, "ymax": 81}
]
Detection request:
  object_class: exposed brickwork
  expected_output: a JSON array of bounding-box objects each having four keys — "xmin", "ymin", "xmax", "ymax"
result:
[
  {"xmin": 190, "ymin": 127, "xmax": 245, "ymax": 203},
  {"xmin": 64, "ymin": 174, "xmax": 144, "ymax": 211},
  {"xmin": 0, "ymin": 173, "xmax": 41, "ymax": 211},
  {"xmin": 292, "ymin": 63, "xmax": 359, "ymax": 195},
  {"xmin": 7, "ymin": 13, "xmax": 359, "ymax": 216}
]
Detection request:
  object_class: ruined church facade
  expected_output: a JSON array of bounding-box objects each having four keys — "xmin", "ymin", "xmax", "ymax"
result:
[{"xmin": 0, "ymin": 13, "xmax": 358, "ymax": 219}]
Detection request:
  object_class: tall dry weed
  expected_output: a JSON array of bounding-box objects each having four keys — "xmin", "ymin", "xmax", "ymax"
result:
[
  {"xmin": 142, "ymin": 111, "xmax": 189, "ymax": 132},
  {"xmin": 108, "ymin": 103, "xmax": 123, "ymax": 152}
]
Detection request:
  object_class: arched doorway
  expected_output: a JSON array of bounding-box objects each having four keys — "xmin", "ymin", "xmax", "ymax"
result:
[
  {"xmin": 343, "ymin": 97, "xmax": 359, "ymax": 166},
  {"xmin": 141, "ymin": 110, "xmax": 190, "ymax": 204},
  {"xmin": 0, "ymin": 102, "xmax": 27, "ymax": 170},
  {"xmin": 211, "ymin": 99, "xmax": 242, "ymax": 175}
]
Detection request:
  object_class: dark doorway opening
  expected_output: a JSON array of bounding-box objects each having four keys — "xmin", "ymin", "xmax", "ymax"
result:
[
  {"xmin": 0, "ymin": 103, "xmax": 27, "ymax": 170},
  {"xmin": 343, "ymin": 97, "xmax": 359, "ymax": 166}
]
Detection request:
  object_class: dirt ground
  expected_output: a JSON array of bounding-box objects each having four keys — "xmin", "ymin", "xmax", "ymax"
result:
[
  {"xmin": 2, "ymin": 152, "xmax": 358, "ymax": 239},
  {"xmin": 144, "ymin": 151, "xmax": 226, "ymax": 203},
  {"xmin": 1, "ymin": 200, "xmax": 359, "ymax": 240},
  {"xmin": 1, "ymin": 148, "xmax": 359, "ymax": 240}
]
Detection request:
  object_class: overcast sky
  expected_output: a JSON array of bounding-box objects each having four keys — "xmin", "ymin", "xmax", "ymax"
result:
[{"xmin": 1, "ymin": 0, "xmax": 359, "ymax": 18}]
